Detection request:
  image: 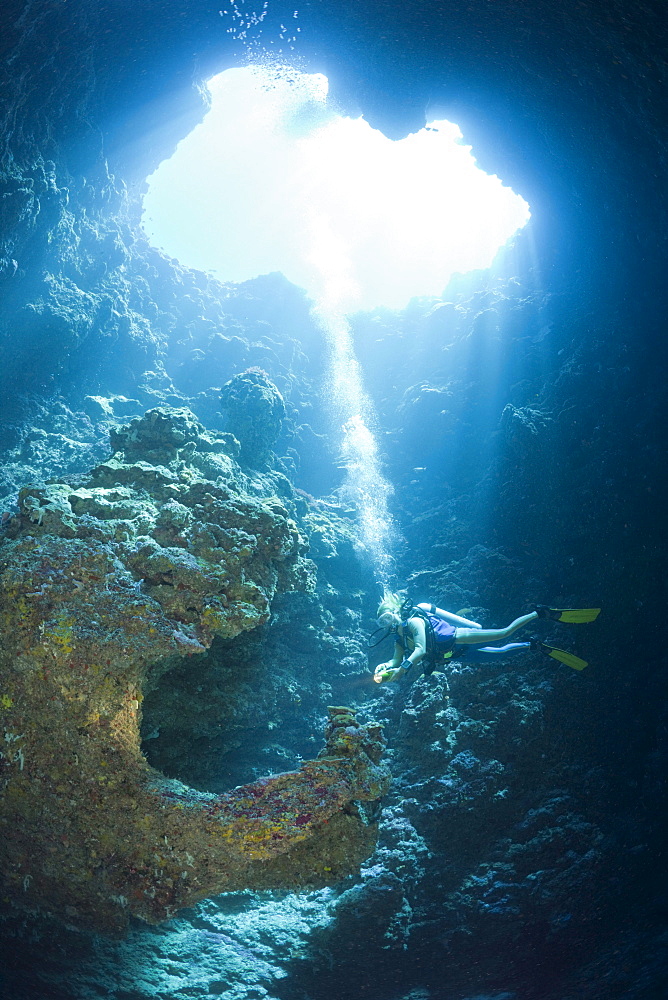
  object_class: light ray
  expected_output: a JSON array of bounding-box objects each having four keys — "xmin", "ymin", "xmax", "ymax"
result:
[{"xmin": 142, "ymin": 62, "xmax": 531, "ymax": 581}]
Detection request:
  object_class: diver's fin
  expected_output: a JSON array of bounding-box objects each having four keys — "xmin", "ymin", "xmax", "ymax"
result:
[
  {"xmin": 552, "ymin": 608, "xmax": 600, "ymax": 623},
  {"xmin": 541, "ymin": 642, "xmax": 588, "ymax": 671},
  {"xmin": 534, "ymin": 605, "xmax": 601, "ymax": 623}
]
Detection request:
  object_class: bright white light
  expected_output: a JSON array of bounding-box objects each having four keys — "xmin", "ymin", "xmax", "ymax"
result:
[
  {"xmin": 142, "ymin": 64, "xmax": 530, "ymax": 313},
  {"xmin": 314, "ymin": 306, "xmax": 396, "ymax": 582}
]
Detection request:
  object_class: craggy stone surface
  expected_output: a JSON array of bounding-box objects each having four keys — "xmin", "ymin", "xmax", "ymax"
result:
[
  {"xmin": 221, "ymin": 370, "xmax": 287, "ymax": 467},
  {"xmin": 0, "ymin": 408, "xmax": 389, "ymax": 934},
  {"xmin": 1, "ymin": 0, "xmax": 667, "ymax": 996}
]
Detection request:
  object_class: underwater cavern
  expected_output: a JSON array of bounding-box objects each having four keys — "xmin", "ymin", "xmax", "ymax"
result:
[{"xmin": 0, "ymin": 0, "xmax": 666, "ymax": 997}]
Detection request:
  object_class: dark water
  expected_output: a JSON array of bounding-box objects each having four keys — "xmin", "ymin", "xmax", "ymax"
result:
[{"xmin": 1, "ymin": 0, "xmax": 667, "ymax": 998}]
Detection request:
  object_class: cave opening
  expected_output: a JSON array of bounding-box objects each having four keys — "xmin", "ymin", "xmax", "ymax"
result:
[
  {"xmin": 140, "ymin": 61, "xmax": 533, "ymax": 586},
  {"xmin": 141, "ymin": 62, "xmax": 531, "ymax": 314}
]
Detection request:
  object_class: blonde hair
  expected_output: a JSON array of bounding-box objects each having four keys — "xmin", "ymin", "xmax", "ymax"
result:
[{"xmin": 377, "ymin": 592, "xmax": 402, "ymax": 618}]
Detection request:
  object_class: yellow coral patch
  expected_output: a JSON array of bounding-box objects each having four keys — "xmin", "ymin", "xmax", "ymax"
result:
[{"xmin": 49, "ymin": 615, "xmax": 76, "ymax": 658}]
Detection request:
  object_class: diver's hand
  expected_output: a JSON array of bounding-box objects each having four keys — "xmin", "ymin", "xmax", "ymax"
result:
[
  {"xmin": 374, "ymin": 662, "xmax": 399, "ymax": 684},
  {"xmin": 374, "ymin": 659, "xmax": 414, "ymax": 683}
]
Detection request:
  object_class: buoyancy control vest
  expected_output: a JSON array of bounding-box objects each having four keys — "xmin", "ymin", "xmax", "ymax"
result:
[{"xmin": 396, "ymin": 606, "xmax": 457, "ymax": 675}]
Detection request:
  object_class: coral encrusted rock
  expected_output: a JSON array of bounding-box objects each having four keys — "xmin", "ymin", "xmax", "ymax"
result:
[
  {"xmin": 220, "ymin": 369, "xmax": 286, "ymax": 466},
  {"xmin": 0, "ymin": 407, "xmax": 390, "ymax": 935}
]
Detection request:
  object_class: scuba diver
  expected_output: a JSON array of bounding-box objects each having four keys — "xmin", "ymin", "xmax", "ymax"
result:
[{"xmin": 372, "ymin": 595, "xmax": 601, "ymax": 683}]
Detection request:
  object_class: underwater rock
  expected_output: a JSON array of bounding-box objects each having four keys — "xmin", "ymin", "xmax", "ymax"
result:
[
  {"xmin": 220, "ymin": 370, "xmax": 286, "ymax": 467},
  {"xmin": 0, "ymin": 407, "xmax": 390, "ymax": 934},
  {"xmin": 106, "ymin": 404, "xmax": 239, "ymax": 474},
  {"xmin": 397, "ymin": 382, "xmax": 455, "ymax": 441},
  {"xmin": 500, "ymin": 402, "xmax": 552, "ymax": 458}
]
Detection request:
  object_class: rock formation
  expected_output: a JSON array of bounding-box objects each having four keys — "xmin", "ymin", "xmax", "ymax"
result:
[
  {"xmin": 0, "ymin": 407, "xmax": 389, "ymax": 934},
  {"xmin": 220, "ymin": 370, "xmax": 287, "ymax": 467}
]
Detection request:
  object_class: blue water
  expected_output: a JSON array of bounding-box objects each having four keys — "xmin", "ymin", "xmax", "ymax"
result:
[{"xmin": 0, "ymin": 0, "xmax": 666, "ymax": 997}]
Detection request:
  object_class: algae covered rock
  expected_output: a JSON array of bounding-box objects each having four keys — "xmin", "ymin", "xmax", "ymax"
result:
[
  {"xmin": 220, "ymin": 369, "xmax": 286, "ymax": 466},
  {"xmin": 0, "ymin": 407, "xmax": 390, "ymax": 934}
]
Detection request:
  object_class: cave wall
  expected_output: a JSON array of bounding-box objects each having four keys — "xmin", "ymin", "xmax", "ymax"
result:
[
  {"xmin": 2, "ymin": 0, "xmax": 665, "ymax": 457},
  {"xmin": 1, "ymin": 0, "xmax": 667, "ymax": 998}
]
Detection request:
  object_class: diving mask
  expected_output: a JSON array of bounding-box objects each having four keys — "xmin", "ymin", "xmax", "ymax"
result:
[{"xmin": 377, "ymin": 610, "xmax": 400, "ymax": 627}]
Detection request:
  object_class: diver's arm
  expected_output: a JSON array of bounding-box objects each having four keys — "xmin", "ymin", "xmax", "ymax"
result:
[
  {"xmin": 388, "ymin": 642, "xmax": 404, "ymax": 669},
  {"xmin": 401, "ymin": 617, "xmax": 427, "ymax": 671},
  {"xmin": 383, "ymin": 618, "xmax": 427, "ymax": 681},
  {"xmin": 374, "ymin": 624, "xmax": 425, "ymax": 683},
  {"xmin": 373, "ymin": 641, "xmax": 406, "ymax": 683},
  {"xmin": 416, "ymin": 603, "xmax": 482, "ymax": 629},
  {"xmin": 374, "ymin": 643, "xmax": 403, "ymax": 675}
]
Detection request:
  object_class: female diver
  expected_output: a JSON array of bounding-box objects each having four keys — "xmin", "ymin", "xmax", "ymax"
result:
[{"xmin": 373, "ymin": 595, "xmax": 600, "ymax": 682}]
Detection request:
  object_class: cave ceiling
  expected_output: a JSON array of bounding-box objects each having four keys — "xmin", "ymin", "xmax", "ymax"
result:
[{"xmin": 3, "ymin": 0, "xmax": 665, "ymax": 285}]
